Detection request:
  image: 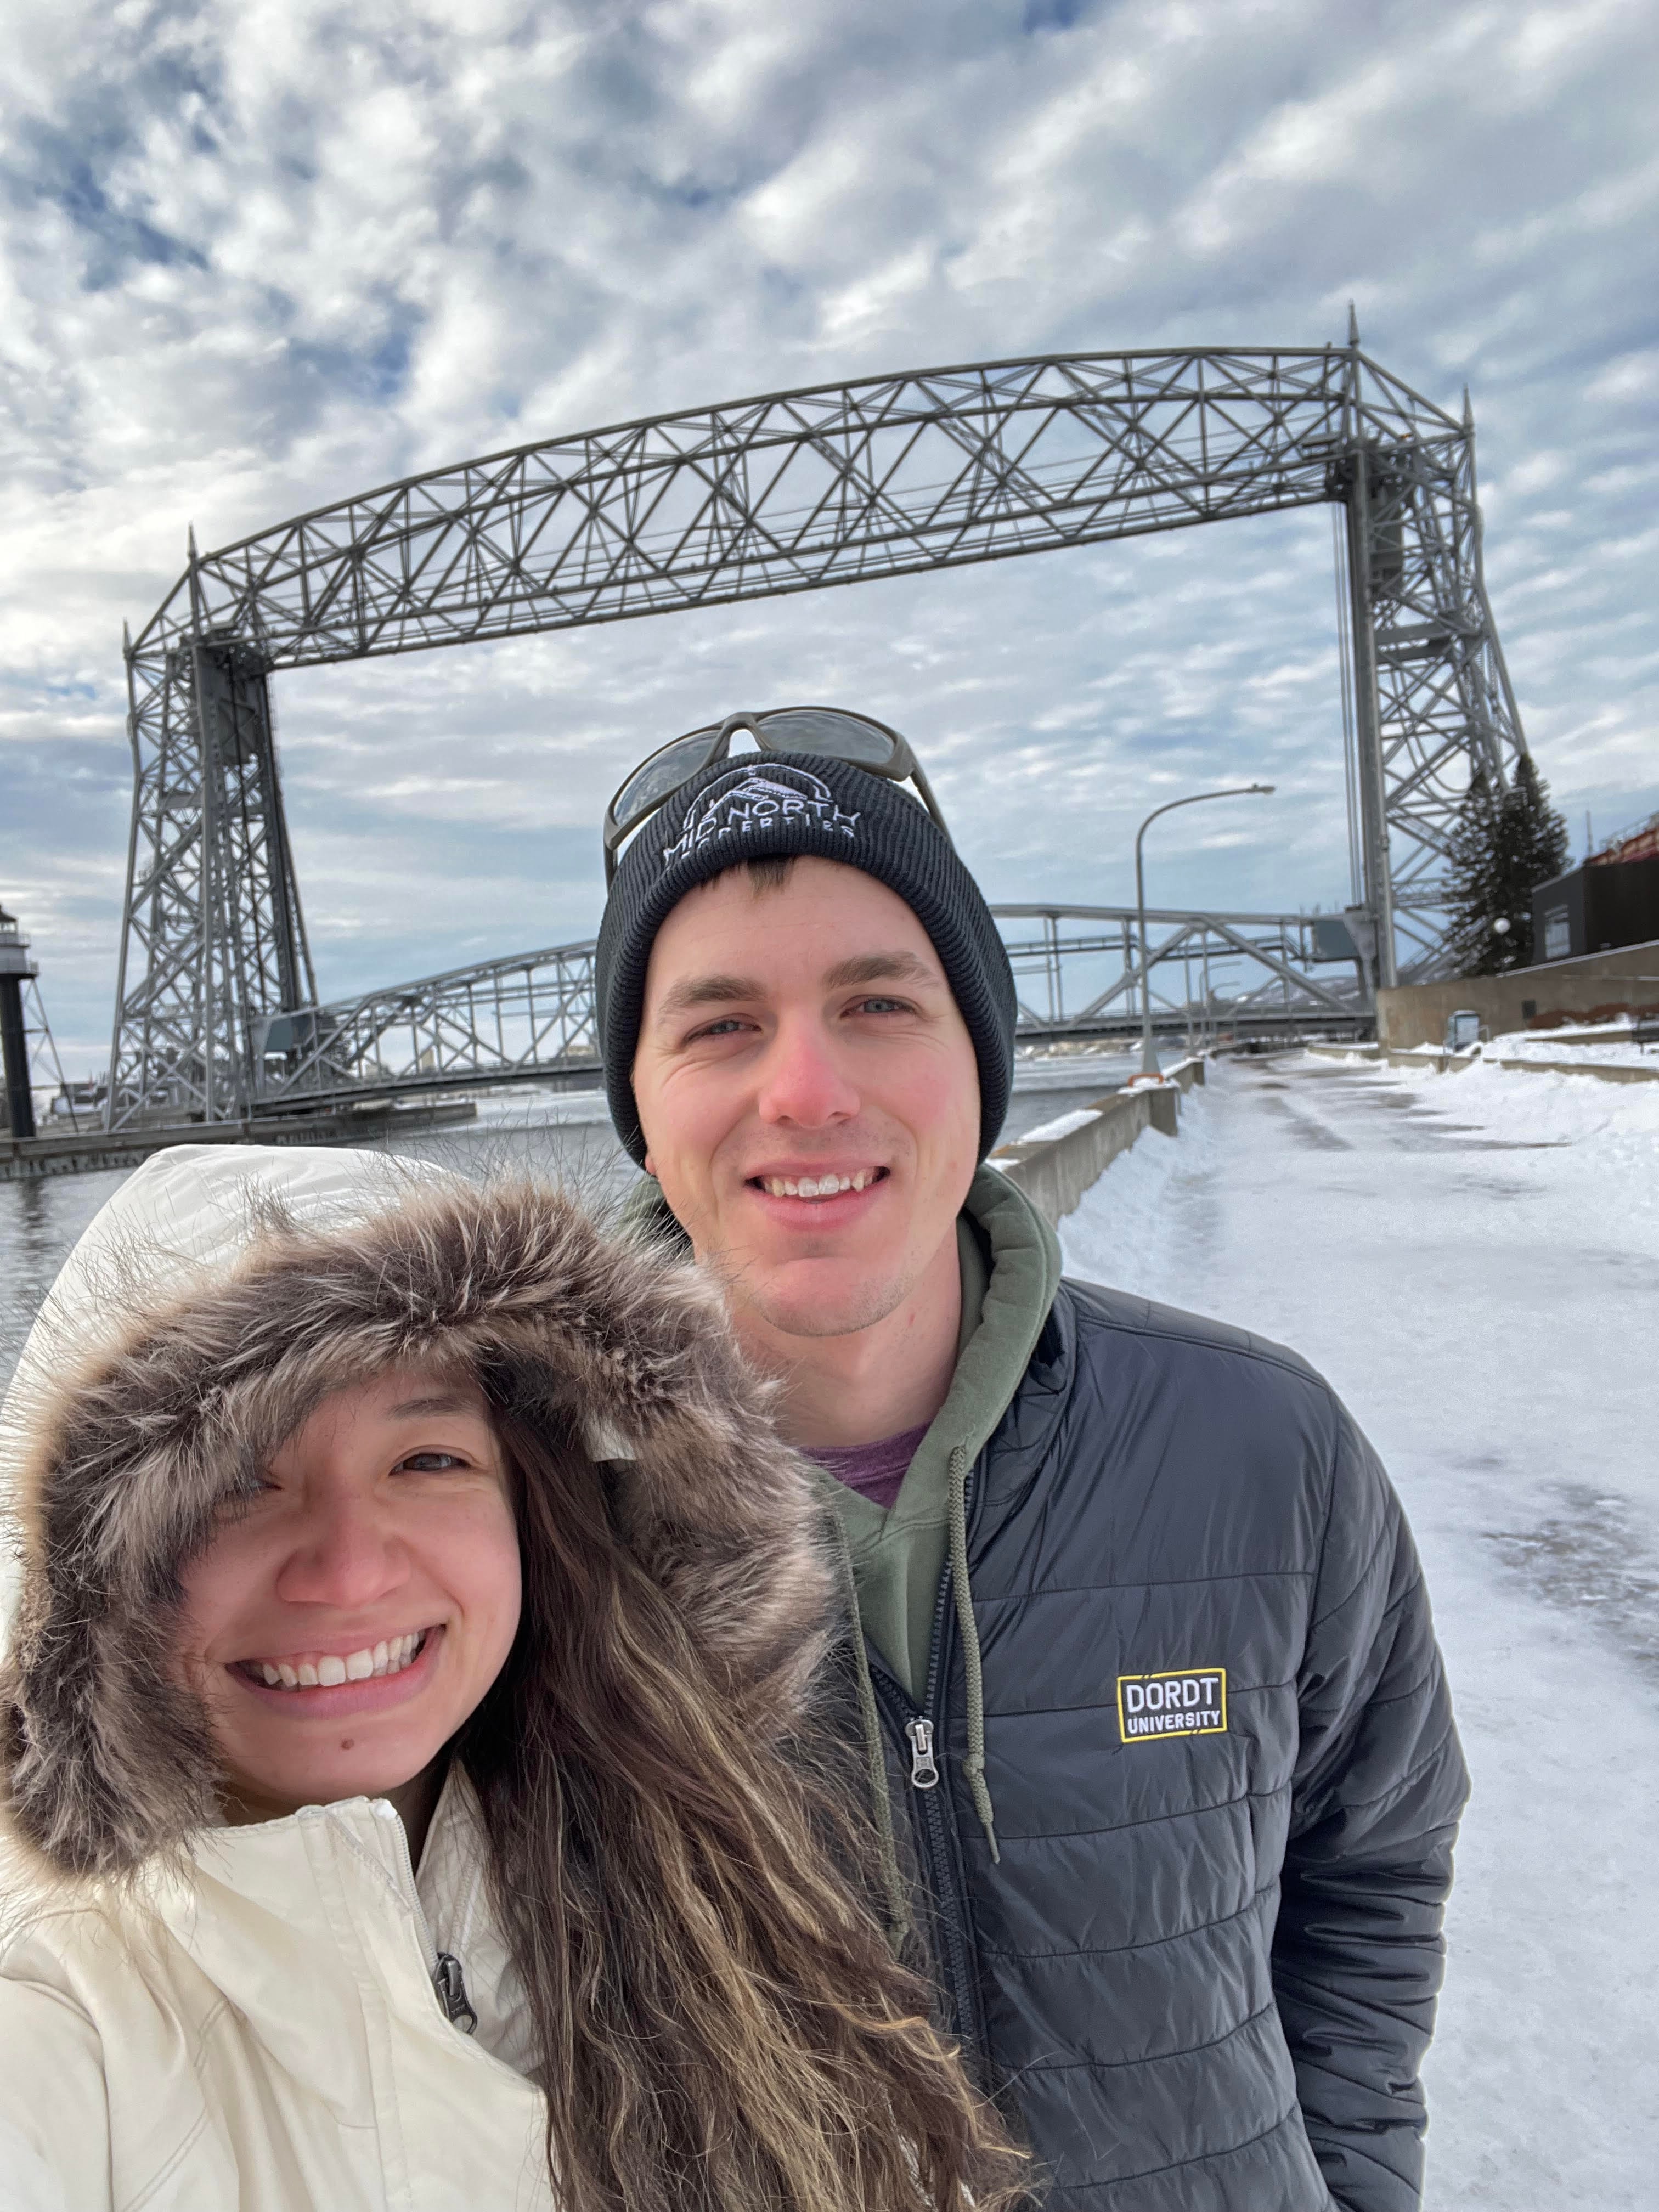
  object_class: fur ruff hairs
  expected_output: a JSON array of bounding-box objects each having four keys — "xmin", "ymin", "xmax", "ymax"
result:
[{"xmin": 0, "ymin": 1180, "xmax": 833, "ymax": 1881}]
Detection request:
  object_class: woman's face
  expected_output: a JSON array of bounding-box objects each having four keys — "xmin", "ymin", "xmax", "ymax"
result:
[{"xmin": 176, "ymin": 1366, "xmax": 522, "ymax": 1826}]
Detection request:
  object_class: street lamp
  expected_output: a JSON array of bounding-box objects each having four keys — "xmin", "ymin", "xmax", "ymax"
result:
[{"xmin": 1136, "ymin": 785, "xmax": 1275, "ymax": 1078}]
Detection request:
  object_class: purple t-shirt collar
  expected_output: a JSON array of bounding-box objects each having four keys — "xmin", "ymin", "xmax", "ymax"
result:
[{"xmin": 804, "ymin": 1421, "xmax": 932, "ymax": 1511}]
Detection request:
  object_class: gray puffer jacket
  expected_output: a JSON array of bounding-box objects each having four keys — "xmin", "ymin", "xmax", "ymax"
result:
[{"xmin": 847, "ymin": 1276, "xmax": 1469, "ymax": 2212}]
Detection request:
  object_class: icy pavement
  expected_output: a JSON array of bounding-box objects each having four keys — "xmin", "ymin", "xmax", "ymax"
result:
[{"xmin": 1061, "ymin": 1052, "xmax": 1659, "ymax": 2210}]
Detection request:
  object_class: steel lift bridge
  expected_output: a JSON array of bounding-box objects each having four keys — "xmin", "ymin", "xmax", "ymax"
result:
[{"xmin": 107, "ymin": 328, "xmax": 1528, "ymax": 1128}]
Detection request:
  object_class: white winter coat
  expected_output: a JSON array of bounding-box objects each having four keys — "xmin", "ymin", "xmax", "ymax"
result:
[{"xmin": 0, "ymin": 1771, "xmax": 551, "ymax": 2211}]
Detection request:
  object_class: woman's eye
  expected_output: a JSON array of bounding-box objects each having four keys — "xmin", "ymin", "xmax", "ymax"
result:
[
  {"xmin": 397, "ymin": 1451, "xmax": 464, "ymax": 1474},
  {"xmin": 219, "ymin": 1482, "xmax": 276, "ymax": 1521}
]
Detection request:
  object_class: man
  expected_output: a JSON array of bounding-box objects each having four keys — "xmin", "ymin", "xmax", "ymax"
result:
[{"xmin": 595, "ymin": 709, "xmax": 1469, "ymax": 2212}]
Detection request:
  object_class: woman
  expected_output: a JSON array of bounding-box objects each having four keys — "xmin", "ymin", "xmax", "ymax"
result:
[{"xmin": 0, "ymin": 1144, "xmax": 1023, "ymax": 2212}]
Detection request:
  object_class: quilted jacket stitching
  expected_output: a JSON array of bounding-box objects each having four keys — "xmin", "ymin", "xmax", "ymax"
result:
[
  {"xmin": 1285, "ymin": 1719, "xmax": 1463, "ymax": 1829},
  {"xmin": 1308, "ymin": 1511, "xmax": 1403, "ymax": 1635},
  {"xmin": 1017, "ymin": 1998, "xmax": 1284, "ymax": 2075},
  {"xmin": 973, "ymin": 1566, "xmax": 1316, "ymax": 1606},
  {"xmin": 991, "ymin": 1782, "xmax": 1287, "ymax": 1847},
  {"xmin": 1051, "ymin": 2109, "xmax": 1319, "ymax": 2200},
  {"xmin": 978, "ymin": 1875, "xmax": 1280, "ymax": 1962}
]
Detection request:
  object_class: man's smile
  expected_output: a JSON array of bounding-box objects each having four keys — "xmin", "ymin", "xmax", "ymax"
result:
[{"xmin": 744, "ymin": 1164, "xmax": 890, "ymax": 1202}]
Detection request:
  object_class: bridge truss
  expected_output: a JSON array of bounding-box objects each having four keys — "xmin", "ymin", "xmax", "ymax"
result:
[
  {"xmin": 249, "ymin": 904, "xmax": 1361, "ymax": 1113},
  {"xmin": 109, "ymin": 336, "xmax": 1525, "ymax": 1127},
  {"xmin": 996, "ymin": 905, "xmax": 1364, "ymax": 1043}
]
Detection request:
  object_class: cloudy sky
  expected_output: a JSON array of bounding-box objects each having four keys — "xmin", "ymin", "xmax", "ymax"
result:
[{"xmin": 2, "ymin": 0, "xmax": 1655, "ymax": 1067}]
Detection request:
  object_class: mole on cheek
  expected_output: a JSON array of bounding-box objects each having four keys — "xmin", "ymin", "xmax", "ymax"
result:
[{"xmin": 340, "ymin": 1739, "xmax": 354, "ymax": 1751}]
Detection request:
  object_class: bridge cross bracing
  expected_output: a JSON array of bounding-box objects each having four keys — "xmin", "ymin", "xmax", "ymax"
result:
[{"xmin": 108, "ymin": 340, "xmax": 1526, "ymax": 1129}]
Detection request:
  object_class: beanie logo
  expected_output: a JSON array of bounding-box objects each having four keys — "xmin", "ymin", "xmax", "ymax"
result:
[{"xmin": 659, "ymin": 765, "xmax": 860, "ymax": 870}]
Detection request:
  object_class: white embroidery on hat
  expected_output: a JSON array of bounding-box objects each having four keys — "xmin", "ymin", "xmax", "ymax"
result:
[{"xmin": 660, "ymin": 764, "xmax": 861, "ymax": 870}]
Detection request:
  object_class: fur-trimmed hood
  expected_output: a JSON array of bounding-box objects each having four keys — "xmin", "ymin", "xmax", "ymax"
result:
[{"xmin": 0, "ymin": 1144, "xmax": 830, "ymax": 1882}]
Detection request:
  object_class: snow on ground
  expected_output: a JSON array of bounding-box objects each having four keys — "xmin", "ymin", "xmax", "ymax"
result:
[
  {"xmin": 1365, "ymin": 1021, "xmax": 1659, "ymax": 1071},
  {"xmin": 1062, "ymin": 1052, "xmax": 1659, "ymax": 2210},
  {"xmin": 1385, "ymin": 1051, "xmax": 1659, "ymax": 1157},
  {"xmin": 1486, "ymin": 1022, "xmax": 1659, "ymax": 1070}
]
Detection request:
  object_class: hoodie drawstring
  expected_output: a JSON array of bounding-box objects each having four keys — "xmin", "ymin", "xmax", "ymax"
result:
[
  {"xmin": 947, "ymin": 1443, "xmax": 1000, "ymax": 1864},
  {"xmin": 829, "ymin": 1521, "xmax": 912, "ymax": 1947}
]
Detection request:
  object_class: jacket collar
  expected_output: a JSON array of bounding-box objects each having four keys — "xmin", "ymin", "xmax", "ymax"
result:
[
  {"xmin": 970, "ymin": 1272, "xmax": 1075, "ymax": 1528},
  {"xmin": 181, "ymin": 1763, "xmax": 477, "ymax": 1955},
  {"xmin": 124, "ymin": 1773, "xmax": 533, "ymax": 2092}
]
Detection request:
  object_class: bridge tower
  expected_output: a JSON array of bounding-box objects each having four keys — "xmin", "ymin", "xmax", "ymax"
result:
[{"xmin": 111, "ymin": 549, "xmax": 315, "ymax": 1124}]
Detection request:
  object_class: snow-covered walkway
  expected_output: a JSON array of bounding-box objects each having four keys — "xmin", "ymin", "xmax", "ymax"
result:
[{"xmin": 1062, "ymin": 1052, "xmax": 1659, "ymax": 2210}]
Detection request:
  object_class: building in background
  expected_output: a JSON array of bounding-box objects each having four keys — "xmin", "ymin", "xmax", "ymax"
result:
[{"xmin": 1531, "ymin": 812, "xmax": 1659, "ymax": 963}]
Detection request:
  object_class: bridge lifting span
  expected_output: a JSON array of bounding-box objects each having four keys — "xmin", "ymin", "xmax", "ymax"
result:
[{"xmin": 109, "ymin": 333, "xmax": 1525, "ymax": 1130}]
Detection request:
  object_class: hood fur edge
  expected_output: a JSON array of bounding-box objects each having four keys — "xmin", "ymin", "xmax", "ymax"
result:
[{"xmin": 1, "ymin": 1181, "xmax": 831, "ymax": 1881}]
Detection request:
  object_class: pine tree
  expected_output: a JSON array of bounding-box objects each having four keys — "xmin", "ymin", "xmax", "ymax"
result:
[
  {"xmin": 1444, "ymin": 753, "xmax": 1572, "ymax": 974},
  {"xmin": 1445, "ymin": 768, "xmax": 1503, "ymax": 974},
  {"xmin": 1503, "ymin": 753, "xmax": 1571, "ymax": 962}
]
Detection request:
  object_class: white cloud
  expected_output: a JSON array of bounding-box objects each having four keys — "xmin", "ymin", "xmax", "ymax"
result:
[{"xmin": 0, "ymin": 0, "xmax": 1655, "ymax": 1068}]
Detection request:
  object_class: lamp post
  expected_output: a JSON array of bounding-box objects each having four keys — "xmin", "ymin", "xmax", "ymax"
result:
[{"xmin": 1136, "ymin": 785, "xmax": 1274, "ymax": 1077}]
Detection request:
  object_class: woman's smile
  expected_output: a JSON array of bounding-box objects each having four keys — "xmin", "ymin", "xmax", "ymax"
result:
[{"xmin": 227, "ymin": 1623, "xmax": 447, "ymax": 1717}]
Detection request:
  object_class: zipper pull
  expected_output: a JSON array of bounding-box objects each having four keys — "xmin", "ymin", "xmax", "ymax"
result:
[
  {"xmin": 906, "ymin": 1717, "xmax": 941, "ymax": 1790},
  {"xmin": 433, "ymin": 1950, "xmax": 478, "ymax": 2034}
]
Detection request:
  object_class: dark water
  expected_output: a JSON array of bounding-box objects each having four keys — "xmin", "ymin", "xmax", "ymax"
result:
[{"xmin": 0, "ymin": 1055, "xmax": 1133, "ymax": 1391}]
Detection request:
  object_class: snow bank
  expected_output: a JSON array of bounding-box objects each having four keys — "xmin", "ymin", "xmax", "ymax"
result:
[
  {"xmin": 1056, "ymin": 1084, "xmax": 1210, "ymax": 1284},
  {"xmin": 1488, "ymin": 1022, "xmax": 1659, "ymax": 1071},
  {"xmin": 1389, "ymin": 1053, "xmax": 1659, "ymax": 1215}
]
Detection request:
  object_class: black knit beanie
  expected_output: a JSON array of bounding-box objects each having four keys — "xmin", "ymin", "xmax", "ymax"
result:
[{"xmin": 596, "ymin": 752, "xmax": 1017, "ymax": 1165}]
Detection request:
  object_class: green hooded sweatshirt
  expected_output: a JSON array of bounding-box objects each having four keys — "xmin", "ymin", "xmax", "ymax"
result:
[{"xmin": 812, "ymin": 1167, "xmax": 1061, "ymax": 1700}]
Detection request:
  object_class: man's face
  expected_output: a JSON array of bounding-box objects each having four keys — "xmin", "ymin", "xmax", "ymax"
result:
[{"xmin": 632, "ymin": 857, "xmax": 980, "ymax": 1342}]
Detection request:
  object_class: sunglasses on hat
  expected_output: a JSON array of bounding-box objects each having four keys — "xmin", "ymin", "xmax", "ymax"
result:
[{"xmin": 602, "ymin": 707, "xmax": 951, "ymax": 886}]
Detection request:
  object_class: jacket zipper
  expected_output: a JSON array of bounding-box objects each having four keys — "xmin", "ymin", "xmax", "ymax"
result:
[
  {"xmin": 906, "ymin": 1718, "xmax": 940, "ymax": 1787},
  {"xmin": 432, "ymin": 1950, "xmax": 479, "ymax": 2033},
  {"xmin": 382, "ymin": 1803, "xmax": 478, "ymax": 2035},
  {"xmin": 868, "ymin": 1503, "xmax": 984, "ymax": 2056}
]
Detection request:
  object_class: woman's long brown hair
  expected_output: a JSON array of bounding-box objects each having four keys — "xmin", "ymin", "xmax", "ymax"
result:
[{"xmin": 455, "ymin": 1406, "xmax": 1028, "ymax": 2212}]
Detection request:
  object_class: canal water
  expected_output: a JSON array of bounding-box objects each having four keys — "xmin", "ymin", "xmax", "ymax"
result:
[{"xmin": 1, "ymin": 1053, "xmax": 1132, "ymax": 1391}]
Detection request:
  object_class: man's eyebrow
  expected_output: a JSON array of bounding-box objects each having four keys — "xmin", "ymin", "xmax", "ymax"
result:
[
  {"xmin": 651, "ymin": 952, "xmax": 940, "ymax": 1029},
  {"xmin": 823, "ymin": 950, "xmax": 940, "ymax": 990},
  {"xmin": 651, "ymin": 973, "xmax": 765, "ymax": 1026}
]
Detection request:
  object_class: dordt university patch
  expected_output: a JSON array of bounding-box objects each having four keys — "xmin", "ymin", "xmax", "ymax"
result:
[{"xmin": 1117, "ymin": 1667, "xmax": 1228, "ymax": 1742}]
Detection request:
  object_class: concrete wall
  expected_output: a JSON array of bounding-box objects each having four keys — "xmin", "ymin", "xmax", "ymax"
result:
[
  {"xmin": 991, "ymin": 1059, "xmax": 1203, "ymax": 1226},
  {"xmin": 1375, "ymin": 940, "xmax": 1659, "ymax": 1050}
]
